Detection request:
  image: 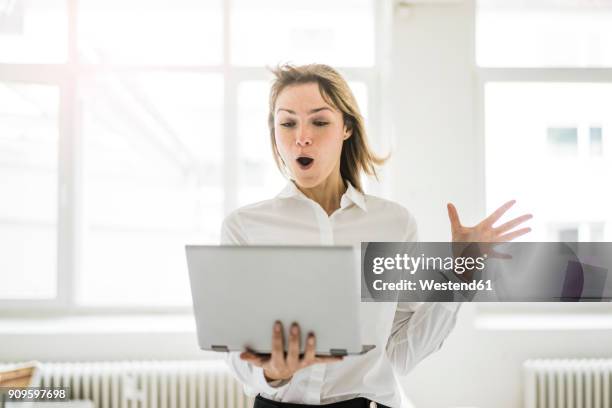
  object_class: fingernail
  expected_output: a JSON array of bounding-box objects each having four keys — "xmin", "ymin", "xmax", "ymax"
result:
[
  {"xmin": 291, "ymin": 324, "xmax": 298, "ymax": 335},
  {"xmin": 308, "ymin": 336, "xmax": 315, "ymax": 345},
  {"xmin": 274, "ymin": 322, "xmax": 281, "ymax": 332}
]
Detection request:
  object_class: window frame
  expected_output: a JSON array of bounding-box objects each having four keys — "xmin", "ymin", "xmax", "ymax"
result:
[
  {"xmin": 474, "ymin": 9, "xmax": 612, "ymax": 317},
  {"xmin": 0, "ymin": 0, "xmax": 386, "ymax": 315}
]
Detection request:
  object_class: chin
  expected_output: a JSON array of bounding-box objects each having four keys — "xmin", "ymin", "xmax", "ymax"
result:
[{"xmin": 292, "ymin": 174, "xmax": 324, "ymax": 189}]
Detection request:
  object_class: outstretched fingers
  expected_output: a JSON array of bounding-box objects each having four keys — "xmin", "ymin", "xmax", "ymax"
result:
[
  {"xmin": 498, "ymin": 227, "xmax": 531, "ymax": 242},
  {"xmin": 494, "ymin": 213, "xmax": 533, "ymax": 235},
  {"xmin": 482, "ymin": 200, "xmax": 516, "ymax": 227}
]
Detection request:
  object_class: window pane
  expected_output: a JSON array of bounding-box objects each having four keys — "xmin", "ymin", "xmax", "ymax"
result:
[
  {"xmin": 477, "ymin": 0, "xmax": 612, "ymax": 67},
  {"xmin": 348, "ymin": 81, "xmax": 369, "ymax": 124},
  {"xmin": 0, "ymin": 82, "xmax": 59, "ymax": 299},
  {"xmin": 237, "ymin": 81, "xmax": 286, "ymax": 206},
  {"xmin": 485, "ymin": 82, "xmax": 612, "ymax": 241},
  {"xmin": 78, "ymin": 0, "xmax": 222, "ymax": 65},
  {"xmin": 547, "ymin": 127, "xmax": 578, "ymax": 156},
  {"xmin": 231, "ymin": 0, "xmax": 375, "ymax": 67},
  {"xmin": 590, "ymin": 126, "xmax": 603, "ymax": 156},
  {"xmin": 0, "ymin": 0, "xmax": 67, "ymax": 63},
  {"xmin": 590, "ymin": 222, "xmax": 605, "ymax": 241},
  {"xmin": 559, "ymin": 227, "xmax": 579, "ymax": 243},
  {"xmin": 79, "ymin": 73, "xmax": 223, "ymax": 306}
]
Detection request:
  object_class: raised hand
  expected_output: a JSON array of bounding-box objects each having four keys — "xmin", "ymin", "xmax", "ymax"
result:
[{"xmin": 447, "ymin": 200, "xmax": 532, "ymax": 243}]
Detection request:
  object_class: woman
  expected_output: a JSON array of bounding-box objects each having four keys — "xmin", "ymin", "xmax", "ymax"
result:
[{"xmin": 221, "ymin": 64, "xmax": 532, "ymax": 408}]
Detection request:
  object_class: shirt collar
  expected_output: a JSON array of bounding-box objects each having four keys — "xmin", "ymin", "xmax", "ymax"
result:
[{"xmin": 276, "ymin": 180, "xmax": 367, "ymax": 212}]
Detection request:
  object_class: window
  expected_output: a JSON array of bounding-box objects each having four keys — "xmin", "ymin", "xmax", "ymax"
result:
[
  {"xmin": 79, "ymin": 73, "xmax": 224, "ymax": 306},
  {"xmin": 230, "ymin": 0, "xmax": 375, "ymax": 67},
  {"xmin": 0, "ymin": 82, "xmax": 59, "ymax": 299},
  {"xmin": 477, "ymin": 1, "xmax": 612, "ymax": 316},
  {"xmin": 0, "ymin": 0, "xmax": 380, "ymax": 311},
  {"xmin": 77, "ymin": 0, "xmax": 223, "ymax": 65},
  {"xmin": 0, "ymin": 0, "xmax": 67, "ymax": 63},
  {"xmin": 484, "ymin": 83, "xmax": 612, "ymax": 242},
  {"xmin": 477, "ymin": 0, "xmax": 612, "ymax": 68}
]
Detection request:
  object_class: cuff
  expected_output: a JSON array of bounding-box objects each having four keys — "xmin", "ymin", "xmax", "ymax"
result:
[{"xmin": 253, "ymin": 366, "xmax": 290, "ymax": 394}]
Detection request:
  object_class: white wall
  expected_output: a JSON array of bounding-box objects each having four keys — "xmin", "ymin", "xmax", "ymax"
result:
[
  {"xmin": 388, "ymin": 0, "xmax": 483, "ymax": 243},
  {"xmin": 387, "ymin": 1, "xmax": 612, "ymax": 407},
  {"xmin": 403, "ymin": 306, "xmax": 612, "ymax": 408}
]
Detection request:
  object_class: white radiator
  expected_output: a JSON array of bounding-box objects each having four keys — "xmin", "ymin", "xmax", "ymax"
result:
[
  {"xmin": 524, "ymin": 359, "xmax": 612, "ymax": 408},
  {"xmin": 2, "ymin": 360, "xmax": 254, "ymax": 408}
]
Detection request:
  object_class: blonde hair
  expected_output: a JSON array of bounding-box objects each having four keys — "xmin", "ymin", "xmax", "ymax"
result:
[{"xmin": 268, "ymin": 63, "xmax": 387, "ymax": 193}]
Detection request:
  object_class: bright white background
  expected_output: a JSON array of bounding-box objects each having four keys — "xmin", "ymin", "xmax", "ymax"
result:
[{"xmin": 1, "ymin": 1, "xmax": 611, "ymax": 407}]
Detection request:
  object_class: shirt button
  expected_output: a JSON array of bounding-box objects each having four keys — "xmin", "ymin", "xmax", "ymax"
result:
[{"xmin": 369, "ymin": 402, "xmax": 377, "ymax": 408}]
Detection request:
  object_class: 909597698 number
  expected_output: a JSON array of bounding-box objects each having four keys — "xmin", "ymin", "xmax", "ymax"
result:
[{"xmin": 4, "ymin": 387, "xmax": 68, "ymax": 401}]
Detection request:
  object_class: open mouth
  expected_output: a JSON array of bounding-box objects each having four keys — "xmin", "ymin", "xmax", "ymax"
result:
[{"xmin": 296, "ymin": 156, "xmax": 314, "ymax": 170}]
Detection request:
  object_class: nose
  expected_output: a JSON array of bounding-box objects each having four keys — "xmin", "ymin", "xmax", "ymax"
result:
[{"xmin": 295, "ymin": 128, "xmax": 312, "ymax": 147}]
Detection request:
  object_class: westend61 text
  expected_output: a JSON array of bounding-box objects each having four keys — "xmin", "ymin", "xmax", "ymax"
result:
[{"xmin": 372, "ymin": 279, "xmax": 493, "ymax": 291}]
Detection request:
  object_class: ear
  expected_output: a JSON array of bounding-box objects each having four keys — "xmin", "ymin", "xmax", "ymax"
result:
[
  {"xmin": 343, "ymin": 115, "xmax": 355, "ymax": 140},
  {"xmin": 343, "ymin": 124, "xmax": 353, "ymax": 141}
]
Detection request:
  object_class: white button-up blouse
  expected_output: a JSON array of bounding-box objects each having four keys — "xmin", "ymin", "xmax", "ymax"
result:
[{"xmin": 220, "ymin": 181, "xmax": 461, "ymax": 407}]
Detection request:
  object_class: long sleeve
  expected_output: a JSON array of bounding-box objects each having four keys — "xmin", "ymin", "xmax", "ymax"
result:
[
  {"xmin": 219, "ymin": 213, "xmax": 290, "ymax": 396},
  {"xmin": 385, "ymin": 302, "xmax": 460, "ymax": 376},
  {"xmin": 384, "ymin": 209, "xmax": 461, "ymax": 376}
]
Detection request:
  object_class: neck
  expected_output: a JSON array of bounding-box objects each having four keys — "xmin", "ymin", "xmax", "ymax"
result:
[{"xmin": 297, "ymin": 171, "xmax": 346, "ymax": 216}]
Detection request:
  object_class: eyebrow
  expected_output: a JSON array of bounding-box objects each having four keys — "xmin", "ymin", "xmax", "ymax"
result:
[{"xmin": 276, "ymin": 107, "xmax": 333, "ymax": 115}]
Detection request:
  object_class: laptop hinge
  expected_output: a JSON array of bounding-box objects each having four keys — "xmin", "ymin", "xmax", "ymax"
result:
[
  {"xmin": 330, "ymin": 349, "xmax": 348, "ymax": 356},
  {"xmin": 211, "ymin": 345, "xmax": 229, "ymax": 352}
]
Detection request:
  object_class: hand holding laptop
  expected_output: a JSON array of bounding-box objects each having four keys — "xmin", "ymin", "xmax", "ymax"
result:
[{"xmin": 239, "ymin": 321, "xmax": 343, "ymax": 381}]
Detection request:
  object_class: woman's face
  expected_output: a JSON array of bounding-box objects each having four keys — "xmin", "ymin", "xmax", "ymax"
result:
[{"xmin": 274, "ymin": 82, "xmax": 351, "ymax": 189}]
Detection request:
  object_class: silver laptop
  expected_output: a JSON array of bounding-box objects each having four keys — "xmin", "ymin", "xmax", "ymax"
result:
[{"xmin": 185, "ymin": 245, "xmax": 375, "ymax": 356}]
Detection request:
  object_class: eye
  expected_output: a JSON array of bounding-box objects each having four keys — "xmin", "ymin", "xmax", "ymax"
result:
[
  {"xmin": 280, "ymin": 121, "xmax": 296, "ymax": 128},
  {"xmin": 313, "ymin": 121, "xmax": 329, "ymax": 127}
]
